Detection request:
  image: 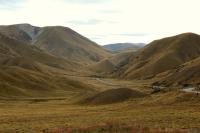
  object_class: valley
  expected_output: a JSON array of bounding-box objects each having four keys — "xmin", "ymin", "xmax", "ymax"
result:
[
  {"xmin": 1, "ymin": 83, "xmax": 200, "ymax": 133},
  {"xmin": 0, "ymin": 24, "xmax": 200, "ymax": 133},
  {"xmin": 1, "ymin": 74, "xmax": 200, "ymax": 133}
]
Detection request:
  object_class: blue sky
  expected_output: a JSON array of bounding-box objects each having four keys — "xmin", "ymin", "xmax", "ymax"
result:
[{"xmin": 0, "ymin": 0, "xmax": 200, "ymax": 45}]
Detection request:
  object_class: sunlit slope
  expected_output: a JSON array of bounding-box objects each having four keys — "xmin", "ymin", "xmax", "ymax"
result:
[{"xmin": 117, "ymin": 33, "xmax": 200, "ymax": 79}]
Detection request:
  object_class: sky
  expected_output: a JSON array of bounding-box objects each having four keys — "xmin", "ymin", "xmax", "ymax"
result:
[{"xmin": 0, "ymin": 0, "xmax": 200, "ymax": 45}]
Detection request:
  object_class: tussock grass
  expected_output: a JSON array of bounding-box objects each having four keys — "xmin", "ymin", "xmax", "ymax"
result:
[
  {"xmin": 42, "ymin": 120, "xmax": 199, "ymax": 133},
  {"xmin": 1, "ymin": 90, "xmax": 200, "ymax": 133}
]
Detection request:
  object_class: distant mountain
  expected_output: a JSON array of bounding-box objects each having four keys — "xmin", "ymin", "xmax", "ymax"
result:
[
  {"xmin": 112, "ymin": 33, "xmax": 200, "ymax": 80},
  {"xmin": 103, "ymin": 43, "xmax": 145, "ymax": 52}
]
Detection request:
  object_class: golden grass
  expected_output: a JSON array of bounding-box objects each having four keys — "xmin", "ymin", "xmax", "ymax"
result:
[
  {"xmin": 42, "ymin": 122, "xmax": 192, "ymax": 133},
  {"xmin": 1, "ymin": 89, "xmax": 200, "ymax": 133},
  {"xmin": 120, "ymin": 33, "xmax": 200, "ymax": 79}
]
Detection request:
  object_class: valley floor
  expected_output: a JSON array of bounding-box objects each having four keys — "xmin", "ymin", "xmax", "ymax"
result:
[
  {"xmin": 1, "ymin": 78, "xmax": 200, "ymax": 133},
  {"xmin": 0, "ymin": 77, "xmax": 200, "ymax": 133}
]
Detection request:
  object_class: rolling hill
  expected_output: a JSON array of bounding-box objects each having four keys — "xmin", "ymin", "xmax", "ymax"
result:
[
  {"xmin": 113, "ymin": 33, "xmax": 200, "ymax": 79},
  {"xmin": 89, "ymin": 50, "xmax": 136, "ymax": 74},
  {"xmin": 89, "ymin": 59, "xmax": 117, "ymax": 74},
  {"xmin": 81, "ymin": 88, "xmax": 146, "ymax": 105}
]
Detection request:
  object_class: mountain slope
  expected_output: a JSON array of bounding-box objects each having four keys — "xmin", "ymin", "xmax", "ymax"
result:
[
  {"xmin": 89, "ymin": 59, "xmax": 117, "ymax": 74},
  {"xmin": 159, "ymin": 57, "xmax": 200, "ymax": 86},
  {"xmin": 34, "ymin": 26, "xmax": 110, "ymax": 63},
  {"xmin": 90, "ymin": 50, "xmax": 136, "ymax": 74},
  {"xmin": 117, "ymin": 33, "xmax": 200, "ymax": 79},
  {"xmin": 0, "ymin": 33, "xmax": 95, "ymax": 98},
  {"xmin": 0, "ymin": 24, "xmax": 111, "ymax": 64},
  {"xmin": 0, "ymin": 23, "xmax": 111, "ymax": 98},
  {"xmin": 0, "ymin": 31, "xmax": 78, "ymax": 71}
]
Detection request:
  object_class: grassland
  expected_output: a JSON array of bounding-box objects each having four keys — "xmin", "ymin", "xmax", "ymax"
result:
[{"xmin": 1, "ymin": 78, "xmax": 200, "ymax": 133}]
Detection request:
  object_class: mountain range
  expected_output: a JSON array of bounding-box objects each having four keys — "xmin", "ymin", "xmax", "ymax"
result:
[{"xmin": 1, "ymin": 23, "xmax": 200, "ymax": 98}]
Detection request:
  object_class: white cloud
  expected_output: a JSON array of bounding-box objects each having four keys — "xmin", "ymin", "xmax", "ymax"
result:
[{"xmin": 0, "ymin": 0, "xmax": 200, "ymax": 45}]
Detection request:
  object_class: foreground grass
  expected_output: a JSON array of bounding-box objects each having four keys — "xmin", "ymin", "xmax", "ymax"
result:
[
  {"xmin": 42, "ymin": 123, "xmax": 198, "ymax": 133},
  {"xmin": 1, "ymin": 91, "xmax": 200, "ymax": 133}
]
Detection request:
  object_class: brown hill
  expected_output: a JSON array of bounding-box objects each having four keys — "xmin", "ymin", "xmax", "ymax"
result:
[
  {"xmin": 89, "ymin": 59, "xmax": 116, "ymax": 74},
  {"xmin": 90, "ymin": 50, "xmax": 136, "ymax": 74},
  {"xmin": 34, "ymin": 26, "xmax": 110, "ymax": 63},
  {"xmin": 0, "ymin": 23, "xmax": 112, "ymax": 98},
  {"xmin": 109, "ymin": 50, "xmax": 137, "ymax": 68},
  {"xmin": 0, "ymin": 66, "xmax": 95, "ymax": 98},
  {"xmin": 118, "ymin": 33, "xmax": 200, "ymax": 79},
  {"xmin": 0, "ymin": 33, "xmax": 95, "ymax": 98},
  {"xmin": 81, "ymin": 88, "xmax": 146, "ymax": 105},
  {"xmin": 159, "ymin": 57, "xmax": 200, "ymax": 86},
  {"xmin": 0, "ymin": 32, "xmax": 77, "ymax": 71},
  {"xmin": 0, "ymin": 24, "xmax": 111, "ymax": 64}
]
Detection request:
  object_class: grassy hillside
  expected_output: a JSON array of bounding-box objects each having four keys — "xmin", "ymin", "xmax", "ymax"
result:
[
  {"xmin": 90, "ymin": 50, "xmax": 136, "ymax": 75},
  {"xmin": 118, "ymin": 33, "xmax": 200, "ymax": 79},
  {"xmin": 89, "ymin": 59, "xmax": 117, "ymax": 74},
  {"xmin": 158, "ymin": 56, "xmax": 200, "ymax": 86},
  {"xmin": 0, "ymin": 33, "xmax": 95, "ymax": 98},
  {"xmin": 0, "ymin": 32, "xmax": 79, "ymax": 70},
  {"xmin": 32, "ymin": 26, "xmax": 111, "ymax": 64},
  {"xmin": 0, "ymin": 23, "xmax": 112, "ymax": 98},
  {"xmin": 0, "ymin": 67, "xmax": 96, "ymax": 98},
  {"xmin": 0, "ymin": 24, "xmax": 111, "ymax": 64}
]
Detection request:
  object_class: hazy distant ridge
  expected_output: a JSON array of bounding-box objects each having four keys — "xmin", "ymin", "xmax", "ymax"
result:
[{"xmin": 103, "ymin": 43, "xmax": 145, "ymax": 52}]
